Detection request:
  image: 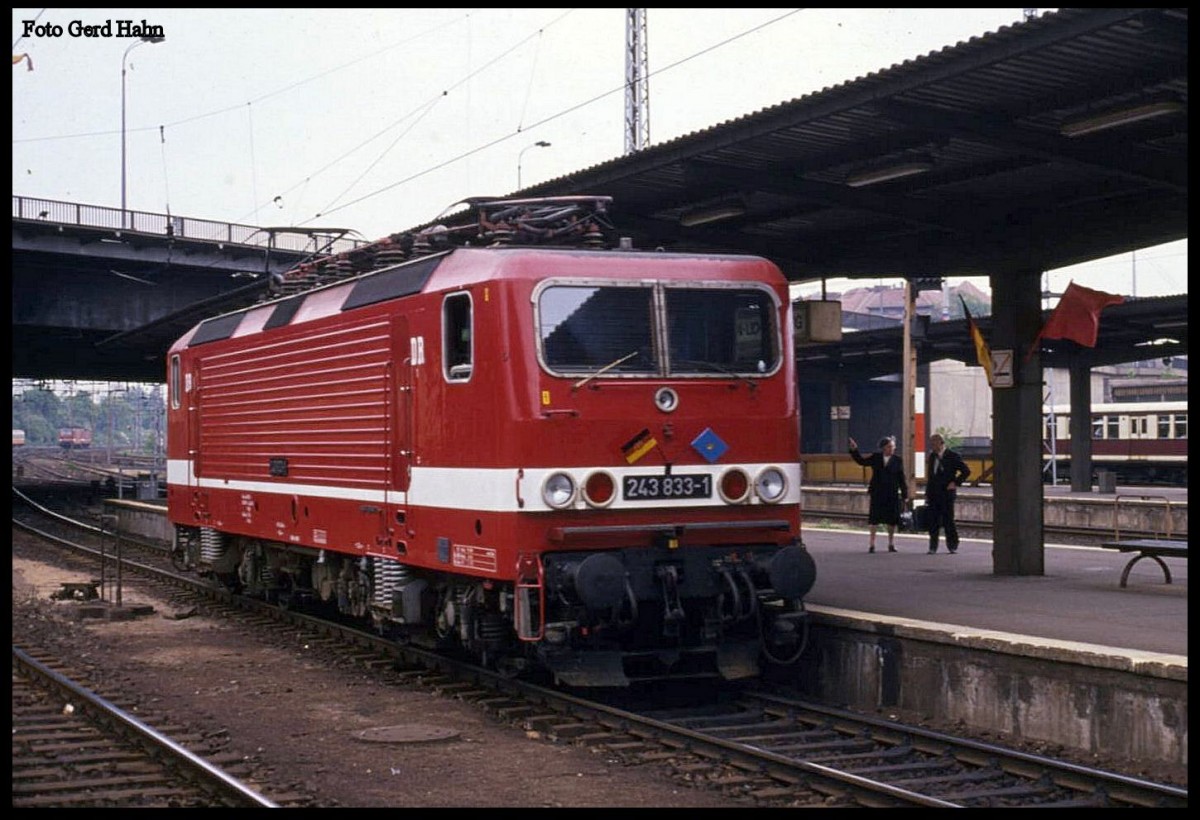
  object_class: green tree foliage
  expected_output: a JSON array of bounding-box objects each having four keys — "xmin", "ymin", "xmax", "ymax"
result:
[
  {"xmin": 934, "ymin": 425, "xmax": 965, "ymax": 451},
  {"xmin": 12, "ymin": 385, "xmax": 164, "ymax": 450},
  {"xmin": 946, "ymin": 287, "xmax": 990, "ymax": 320}
]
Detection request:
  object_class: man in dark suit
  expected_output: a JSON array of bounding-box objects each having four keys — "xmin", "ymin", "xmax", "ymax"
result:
[{"xmin": 925, "ymin": 433, "xmax": 971, "ymax": 554}]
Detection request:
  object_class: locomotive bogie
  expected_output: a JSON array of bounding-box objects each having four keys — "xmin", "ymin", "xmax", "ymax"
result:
[{"xmin": 178, "ymin": 526, "xmax": 814, "ymax": 686}]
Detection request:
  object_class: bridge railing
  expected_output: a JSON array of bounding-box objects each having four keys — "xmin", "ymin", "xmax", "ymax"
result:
[{"xmin": 12, "ymin": 195, "xmax": 367, "ymax": 255}]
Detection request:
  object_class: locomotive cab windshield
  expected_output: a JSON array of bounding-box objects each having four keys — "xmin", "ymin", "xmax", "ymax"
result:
[{"xmin": 536, "ymin": 280, "xmax": 780, "ymax": 380}]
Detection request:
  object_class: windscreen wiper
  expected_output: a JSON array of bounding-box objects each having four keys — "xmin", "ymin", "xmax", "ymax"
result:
[
  {"xmin": 672, "ymin": 358, "xmax": 759, "ymax": 390},
  {"xmin": 572, "ymin": 350, "xmax": 641, "ymax": 391}
]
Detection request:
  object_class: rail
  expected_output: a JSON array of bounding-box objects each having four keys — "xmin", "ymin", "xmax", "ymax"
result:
[
  {"xmin": 13, "ymin": 194, "xmax": 367, "ymax": 255},
  {"xmin": 13, "ymin": 645, "xmax": 278, "ymax": 807}
]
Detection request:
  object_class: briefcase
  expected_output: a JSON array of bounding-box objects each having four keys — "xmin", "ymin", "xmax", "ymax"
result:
[{"xmin": 911, "ymin": 503, "xmax": 930, "ymax": 531}]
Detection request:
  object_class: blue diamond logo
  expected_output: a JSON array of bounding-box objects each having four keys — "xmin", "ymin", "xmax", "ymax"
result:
[{"xmin": 691, "ymin": 427, "xmax": 728, "ymax": 464}]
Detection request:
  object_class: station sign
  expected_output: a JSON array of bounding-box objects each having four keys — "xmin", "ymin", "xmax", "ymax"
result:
[{"xmin": 991, "ymin": 348, "xmax": 1014, "ymax": 388}]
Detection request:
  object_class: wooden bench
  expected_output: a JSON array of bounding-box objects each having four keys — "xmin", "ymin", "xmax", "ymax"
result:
[{"xmin": 1099, "ymin": 539, "xmax": 1188, "ymax": 588}]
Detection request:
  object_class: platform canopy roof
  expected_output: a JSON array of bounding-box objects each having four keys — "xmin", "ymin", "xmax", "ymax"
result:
[
  {"xmin": 443, "ymin": 7, "xmax": 1188, "ymax": 284},
  {"xmin": 12, "ymin": 9, "xmax": 1187, "ymax": 384},
  {"xmin": 793, "ymin": 294, "xmax": 1189, "ymax": 381}
]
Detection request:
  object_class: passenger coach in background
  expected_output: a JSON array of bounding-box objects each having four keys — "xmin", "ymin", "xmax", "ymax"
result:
[
  {"xmin": 166, "ymin": 196, "xmax": 816, "ymax": 688},
  {"xmin": 1043, "ymin": 401, "xmax": 1187, "ymax": 485}
]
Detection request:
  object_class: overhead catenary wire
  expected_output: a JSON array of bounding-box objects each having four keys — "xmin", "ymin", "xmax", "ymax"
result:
[
  {"xmin": 305, "ymin": 11, "xmax": 573, "ymax": 220},
  {"xmin": 159, "ymin": 125, "xmax": 171, "ymax": 217},
  {"xmin": 15, "ymin": 9, "xmax": 806, "ymax": 239},
  {"xmin": 516, "ymin": 26, "xmax": 547, "ymax": 134},
  {"xmin": 311, "ymin": 8, "xmax": 806, "ymax": 222},
  {"xmin": 11, "ymin": 10, "xmax": 474, "ymax": 145},
  {"xmin": 12, "ymin": 7, "xmax": 46, "ymax": 50},
  {"xmin": 313, "ymin": 95, "xmax": 443, "ymax": 220},
  {"xmin": 247, "ymin": 103, "xmax": 260, "ymax": 224}
]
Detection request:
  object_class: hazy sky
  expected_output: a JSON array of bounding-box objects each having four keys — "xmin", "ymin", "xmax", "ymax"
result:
[{"xmin": 11, "ymin": 7, "xmax": 1187, "ymax": 303}]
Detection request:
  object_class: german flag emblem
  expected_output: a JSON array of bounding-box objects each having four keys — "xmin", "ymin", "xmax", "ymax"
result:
[{"xmin": 621, "ymin": 428, "xmax": 658, "ymax": 465}]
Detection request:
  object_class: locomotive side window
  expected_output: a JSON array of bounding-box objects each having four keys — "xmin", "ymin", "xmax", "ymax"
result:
[
  {"xmin": 1092, "ymin": 415, "xmax": 1105, "ymax": 439},
  {"xmin": 443, "ymin": 292, "xmax": 473, "ymax": 381},
  {"xmin": 1108, "ymin": 416, "xmax": 1120, "ymax": 439},
  {"xmin": 538, "ymin": 285, "xmax": 658, "ymax": 374},
  {"xmin": 1158, "ymin": 415, "xmax": 1171, "ymax": 438},
  {"xmin": 1175, "ymin": 414, "xmax": 1187, "ymax": 438},
  {"xmin": 665, "ymin": 287, "xmax": 778, "ymax": 375},
  {"xmin": 169, "ymin": 354, "xmax": 181, "ymax": 409}
]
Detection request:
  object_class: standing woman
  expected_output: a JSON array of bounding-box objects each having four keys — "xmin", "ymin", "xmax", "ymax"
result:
[{"xmin": 848, "ymin": 436, "xmax": 909, "ymax": 553}]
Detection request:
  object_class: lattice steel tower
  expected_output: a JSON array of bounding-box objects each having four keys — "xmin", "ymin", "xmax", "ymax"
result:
[{"xmin": 624, "ymin": 8, "xmax": 650, "ymax": 154}]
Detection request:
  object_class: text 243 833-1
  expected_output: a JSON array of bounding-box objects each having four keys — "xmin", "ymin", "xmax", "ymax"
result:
[{"xmin": 623, "ymin": 474, "xmax": 712, "ymax": 500}]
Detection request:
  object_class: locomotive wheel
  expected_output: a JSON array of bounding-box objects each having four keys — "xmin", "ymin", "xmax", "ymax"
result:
[
  {"xmin": 493, "ymin": 655, "xmax": 528, "ymax": 679},
  {"xmin": 170, "ymin": 542, "xmax": 198, "ymax": 573},
  {"xmin": 212, "ymin": 571, "xmax": 240, "ymax": 593}
]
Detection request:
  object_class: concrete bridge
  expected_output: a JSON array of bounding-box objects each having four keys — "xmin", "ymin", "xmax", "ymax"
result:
[{"xmin": 12, "ymin": 195, "xmax": 366, "ymax": 381}]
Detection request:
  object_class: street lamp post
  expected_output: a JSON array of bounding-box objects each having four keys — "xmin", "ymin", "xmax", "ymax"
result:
[
  {"xmin": 517, "ymin": 140, "xmax": 551, "ymax": 189},
  {"xmin": 121, "ymin": 35, "xmax": 165, "ymax": 227}
]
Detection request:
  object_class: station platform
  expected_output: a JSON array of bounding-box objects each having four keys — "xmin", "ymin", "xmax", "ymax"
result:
[
  {"xmin": 795, "ymin": 523, "xmax": 1187, "ymax": 769},
  {"xmin": 801, "ymin": 524, "xmax": 1187, "ymax": 659}
]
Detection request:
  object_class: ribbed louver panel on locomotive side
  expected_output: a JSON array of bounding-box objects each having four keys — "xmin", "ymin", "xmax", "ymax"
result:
[{"xmin": 196, "ymin": 315, "xmax": 392, "ymax": 489}]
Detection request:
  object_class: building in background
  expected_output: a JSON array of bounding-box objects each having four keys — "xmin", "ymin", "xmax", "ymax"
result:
[{"xmin": 794, "ymin": 284, "xmax": 1187, "ymax": 468}]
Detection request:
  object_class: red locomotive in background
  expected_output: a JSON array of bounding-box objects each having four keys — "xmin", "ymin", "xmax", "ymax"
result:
[
  {"xmin": 166, "ymin": 197, "xmax": 815, "ymax": 687},
  {"xmin": 58, "ymin": 426, "xmax": 92, "ymax": 449}
]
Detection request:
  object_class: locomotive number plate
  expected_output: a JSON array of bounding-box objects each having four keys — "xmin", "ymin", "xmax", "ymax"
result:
[{"xmin": 623, "ymin": 474, "xmax": 712, "ymax": 501}]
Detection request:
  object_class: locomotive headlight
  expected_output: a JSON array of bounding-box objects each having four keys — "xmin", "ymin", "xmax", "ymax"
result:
[
  {"xmin": 542, "ymin": 472, "xmax": 577, "ymax": 509},
  {"xmin": 718, "ymin": 468, "xmax": 751, "ymax": 504},
  {"xmin": 754, "ymin": 467, "xmax": 788, "ymax": 503},
  {"xmin": 582, "ymin": 471, "xmax": 616, "ymax": 508}
]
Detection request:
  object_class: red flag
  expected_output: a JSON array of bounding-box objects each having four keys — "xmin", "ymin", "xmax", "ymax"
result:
[
  {"xmin": 1027, "ymin": 281, "xmax": 1124, "ymax": 360},
  {"xmin": 960, "ymin": 296, "xmax": 993, "ymax": 387}
]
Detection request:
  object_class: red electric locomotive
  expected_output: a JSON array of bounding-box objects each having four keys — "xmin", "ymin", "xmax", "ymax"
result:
[
  {"xmin": 58, "ymin": 427, "xmax": 93, "ymax": 449},
  {"xmin": 166, "ymin": 197, "xmax": 815, "ymax": 687}
]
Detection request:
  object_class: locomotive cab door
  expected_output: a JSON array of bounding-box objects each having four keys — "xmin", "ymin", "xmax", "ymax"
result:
[
  {"xmin": 186, "ymin": 362, "xmax": 201, "ymax": 488},
  {"xmin": 183, "ymin": 359, "xmax": 213, "ymax": 525},
  {"xmin": 391, "ymin": 316, "xmax": 414, "ymax": 495},
  {"xmin": 389, "ymin": 317, "xmax": 415, "ymax": 548}
]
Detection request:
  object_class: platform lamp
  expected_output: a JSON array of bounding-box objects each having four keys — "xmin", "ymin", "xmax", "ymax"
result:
[
  {"xmin": 121, "ymin": 34, "xmax": 165, "ymax": 228},
  {"xmin": 517, "ymin": 140, "xmax": 551, "ymax": 189}
]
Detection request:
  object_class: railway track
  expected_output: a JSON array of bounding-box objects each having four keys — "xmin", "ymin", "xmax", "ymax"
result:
[
  {"xmin": 12, "ymin": 646, "xmax": 279, "ymax": 808},
  {"xmin": 11, "ymin": 493, "xmax": 1187, "ymax": 809},
  {"xmin": 623, "ymin": 691, "xmax": 1189, "ymax": 807},
  {"xmin": 14, "ymin": 455, "xmax": 161, "ymax": 498}
]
